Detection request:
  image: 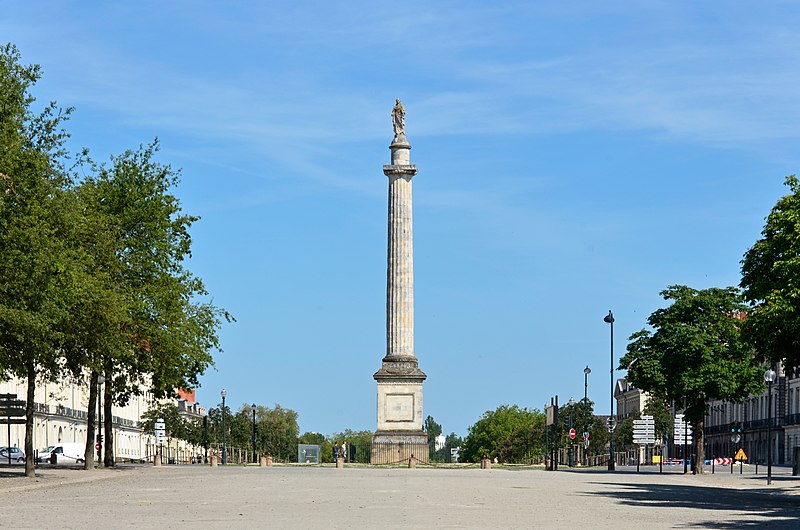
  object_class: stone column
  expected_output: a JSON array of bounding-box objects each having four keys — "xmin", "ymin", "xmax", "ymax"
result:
[
  {"xmin": 385, "ymin": 137, "xmax": 416, "ymax": 361},
  {"xmin": 372, "ymin": 102, "xmax": 428, "ymax": 464}
]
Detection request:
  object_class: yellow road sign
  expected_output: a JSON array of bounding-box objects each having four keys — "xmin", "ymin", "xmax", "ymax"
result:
[{"xmin": 734, "ymin": 448, "xmax": 748, "ymax": 461}]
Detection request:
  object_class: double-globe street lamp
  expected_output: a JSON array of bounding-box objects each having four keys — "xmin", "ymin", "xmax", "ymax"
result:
[
  {"xmin": 251, "ymin": 403, "xmax": 257, "ymax": 464},
  {"xmin": 221, "ymin": 388, "xmax": 227, "ymax": 465},
  {"xmin": 764, "ymin": 368, "xmax": 776, "ymax": 485},
  {"xmin": 604, "ymin": 310, "xmax": 616, "ymax": 471}
]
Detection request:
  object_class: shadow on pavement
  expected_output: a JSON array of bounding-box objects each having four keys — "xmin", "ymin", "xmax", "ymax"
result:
[{"xmin": 587, "ymin": 480, "xmax": 800, "ymax": 529}]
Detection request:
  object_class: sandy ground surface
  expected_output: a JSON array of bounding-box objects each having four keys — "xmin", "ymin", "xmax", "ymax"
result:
[{"xmin": 1, "ymin": 464, "xmax": 798, "ymax": 529}]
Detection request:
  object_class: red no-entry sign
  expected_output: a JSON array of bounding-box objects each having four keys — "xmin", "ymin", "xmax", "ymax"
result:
[
  {"xmin": 569, "ymin": 428, "xmax": 576, "ymax": 440},
  {"xmin": 95, "ymin": 443, "xmax": 101, "ymax": 450}
]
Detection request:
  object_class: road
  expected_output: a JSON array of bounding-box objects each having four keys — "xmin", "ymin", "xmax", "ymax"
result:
[{"xmin": 1, "ymin": 464, "xmax": 798, "ymax": 529}]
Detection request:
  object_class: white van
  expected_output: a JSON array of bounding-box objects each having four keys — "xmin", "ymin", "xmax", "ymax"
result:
[{"xmin": 38, "ymin": 442, "xmax": 86, "ymax": 465}]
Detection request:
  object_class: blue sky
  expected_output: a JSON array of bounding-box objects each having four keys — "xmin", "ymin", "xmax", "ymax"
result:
[{"xmin": 4, "ymin": 1, "xmax": 800, "ymax": 438}]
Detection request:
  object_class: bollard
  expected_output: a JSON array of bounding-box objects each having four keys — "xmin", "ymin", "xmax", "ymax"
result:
[
  {"xmin": 484, "ymin": 458, "xmax": 491, "ymax": 470},
  {"xmin": 266, "ymin": 455, "xmax": 273, "ymax": 467},
  {"xmin": 408, "ymin": 455, "xmax": 416, "ymax": 469},
  {"xmin": 210, "ymin": 455, "xmax": 218, "ymax": 467},
  {"xmin": 154, "ymin": 453, "xmax": 161, "ymax": 467},
  {"xmin": 260, "ymin": 456, "xmax": 267, "ymax": 467},
  {"xmin": 336, "ymin": 457, "xmax": 344, "ymax": 469}
]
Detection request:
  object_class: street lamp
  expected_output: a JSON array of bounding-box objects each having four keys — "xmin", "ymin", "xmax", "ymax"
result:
[
  {"xmin": 251, "ymin": 403, "xmax": 257, "ymax": 464},
  {"xmin": 583, "ymin": 366, "xmax": 591, "ymax": 466},
  {"xmin": 220, "ymin": 389, "xmax": 227, "ymax": 465},
  {"xmin": 568, "ymin": 397, "xmax": 576, "ymax": 467},
  {"xmin": 97, "ymin": 374, "xmax": 105, "ymax": 466},
  {"xmin": 604, "ymin": 310, "xmax": 616, "ymax": 471},
  {"xmin": 764, "ymin": 369, "xmax": 776, "ymax": 485}
]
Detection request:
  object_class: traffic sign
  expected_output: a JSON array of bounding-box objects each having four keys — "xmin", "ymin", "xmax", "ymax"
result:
[
  {"xmin": 606, "ymin": 417, "xmax": 616, "ymax": 432},
  {"xmin": 95, "ymin": 443, "xmax": 101, "ymax": 450},
  {"xmin": 734, "ymin": 448, "xmax": 748, "ymax": 461},
  {"xmin": 569, "ymin": 428, "xmax": 576, "ymax": 440}
]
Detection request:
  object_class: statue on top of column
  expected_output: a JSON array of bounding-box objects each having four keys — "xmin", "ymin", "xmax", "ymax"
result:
[{"xmin": 392, "ymin": 98, "xmax": 405, "ymax": 138}]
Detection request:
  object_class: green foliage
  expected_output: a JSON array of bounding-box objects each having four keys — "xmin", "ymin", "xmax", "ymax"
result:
[
  {"xmin": 620, "ymin": 285, "xmax": 762, "ymax": 472},
  {"xmin": 139, "ymin": 402, "xmax": 203, "ymax": 445},
  {"xmin": 741, "ymin": 175, "xmax": 800, "ymax": 371},
  {"xmin": 588, "ymin": 416, "xmax": 609, "ymax": 450},
  {"xmin": 424, "ymin": 415, "xmax": 442, "ymax": 458},
  {"xmin": 0, "ymin": 44, "xmax": 231, "ymax": 471},
  {"xmin": 616, "ymin": 416, "xmax": 635, "ymax": 447},
  {"xmin": 461, "ymin": 405, "xmax": 543, "ymax": 463},
  {"xmin": 205, "ymin": 403, "xmax": 299, "ymax": 461},
  {"xmin": 643, "ymin": 394, "xmax": 673, "ymax": 443},
  {"xmin": 78, "ymin": 141, "xmax": 232, "ymax": 406},
  {"xmin": 0, "ymin": 43, "xmax": 84, "ymax": 476},
  {"xmin": 442, "ymin": 432, "xmax": 463, "ymax": 463},
  {"xmin": 252, "ymin": 404, "xmax": 299, "ymax": 461},
  {"xmin": 620, "ymin": 285, "xmax": 761, "ymax": 423},
  {"xmin": 327, "ymin": 429, "xmax": 373, "ymax": 463}
]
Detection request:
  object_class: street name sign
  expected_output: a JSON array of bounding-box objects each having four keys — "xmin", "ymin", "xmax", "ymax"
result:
[
  {"xmin": 633, "ymin": 415, "xmax": 655, "ymax": 444},
  {"xmin": 154, "ymin": 418, "xmax": 166, "ymax": 445}
]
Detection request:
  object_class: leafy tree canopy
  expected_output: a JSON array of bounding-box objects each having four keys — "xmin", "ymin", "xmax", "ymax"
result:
[
  {"xmin": 741, "ymin": 175, "xmax": 800, "ymax": 370},
  {"xmin": 619, "ymin": 285, "xmax": 762, "ymax": 472},
  {"xmin": 460, "ymin": 404, "xmax": 542, "ymax": 463}
]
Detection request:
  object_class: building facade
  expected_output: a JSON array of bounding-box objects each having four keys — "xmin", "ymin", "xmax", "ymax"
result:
[
  {"xmin": 615, "ymin": 369, "xmax": 800, "ymax": 466},
  {"xmin": 1, "ymin": 376, "xmax": 206, "ymax": 464}
]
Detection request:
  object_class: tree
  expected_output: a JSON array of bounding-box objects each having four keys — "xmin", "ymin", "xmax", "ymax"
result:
[
  {"xmin": 253, "ymin": 404, "xmax": 299, "ymax": 461},
  {"xmin": 444, "ymin": 432, "xmax": 463, "ymax": 462},
  {"xmin": 424, "ymin": 415, "xmax": 442, "ymax": 459},
  {"xmin": 460, "ymin": 405, "xmax": 542, "ymax": 463},
  {"xmin": 615, "ymin": 416, "xmax": 635, "ymax": 448},
  {"xmin": 495, "ymin": 413, "xmax": 545, "ymax": 463},
  {"xmin": 0, "ymin": 43, "xmax": 86, "ymax": 477},
  {"xmin": 642, "ymin": 393, "xmax": 673, "ymax": 445},
  {"xmin": 741, "ymin": 175, "xmax": 800, "ymax": 371},
  {"xmin": 619, "ymin": 285, "xmax": 762, "ymax": 474},
  {"xmin": 78, "ymin": 141, "xmax": 231, "ymax": 466},
  {"xmin": 327, "ymin": 429, "xmax": 373, "ymax": 463}
]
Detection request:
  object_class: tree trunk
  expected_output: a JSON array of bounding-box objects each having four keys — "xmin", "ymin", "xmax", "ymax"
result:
[
  {"xmin": 24, "ymin": 362, "xmax": 36, "ymax": 478},
  {"xmin": 83, "ymin": 371, "xmax": 98, "ymax": 470},
  {"xmin": 693, "ymin": 418, "xmax": 705, "ymax": 475},
  {"xmin": 103, "ymin": 370, "xmax": 114, "ymax": 467}
]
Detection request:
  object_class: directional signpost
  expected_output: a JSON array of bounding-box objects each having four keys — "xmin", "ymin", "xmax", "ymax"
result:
[
  {"xmin": 674, "ymin": 414, "xmax": 693, "ymax": 474},
  {"xmin": 154, "ymin": 418, "xmax": 166, "ymax": 466},
  {"xmin": 632, "ymin": 415, "xmax": 655, "ymax": 472},
  {"xmin": 0, "ymin": 394, "xmax": 26, "ymax": 466}
]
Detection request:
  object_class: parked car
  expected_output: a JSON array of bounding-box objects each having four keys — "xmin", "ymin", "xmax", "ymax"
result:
[
  {"xmin": 36, "ymin": 442, "xmax": 85, "ymax": 465},
  {"xmin": 0, "ymin": 446, "xmax": 25, "ymax": 463}
]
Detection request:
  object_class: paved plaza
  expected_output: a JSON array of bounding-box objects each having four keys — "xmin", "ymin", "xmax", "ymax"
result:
[{"xmin": 1, "ymin": 464, "xmax": 799, "ymax": 529}]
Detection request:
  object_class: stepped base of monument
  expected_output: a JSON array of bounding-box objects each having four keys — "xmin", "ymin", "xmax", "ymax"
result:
[{"xmin": 370, "ymin": 430, "xmax": 429, "ymax": 464}]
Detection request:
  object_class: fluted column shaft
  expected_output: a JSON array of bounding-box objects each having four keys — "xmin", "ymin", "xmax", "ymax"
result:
[{"xmin": 386, "ymin": 171, "xmax": 415, "ymax": 359}]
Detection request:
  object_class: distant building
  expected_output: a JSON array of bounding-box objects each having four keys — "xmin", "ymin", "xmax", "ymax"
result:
[
  {"xmin": 434, "ymin": 434, "xmax": 446, "ymax": 451},
  {"xmin": 616, "ymin": 367, "xmax": 800, "ymax": 466},
  {"xmin": 615, "ymin": 379, "xmax": 649, "ymax": 420},
  {"xmin": 0, "ymin": 376, "xmax": 206, "ymax": 464}
]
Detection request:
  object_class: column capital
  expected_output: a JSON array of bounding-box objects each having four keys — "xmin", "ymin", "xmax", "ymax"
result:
[{"xmin": 383, "ymin": 165, "xmax": 417, "ymax": 177}]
